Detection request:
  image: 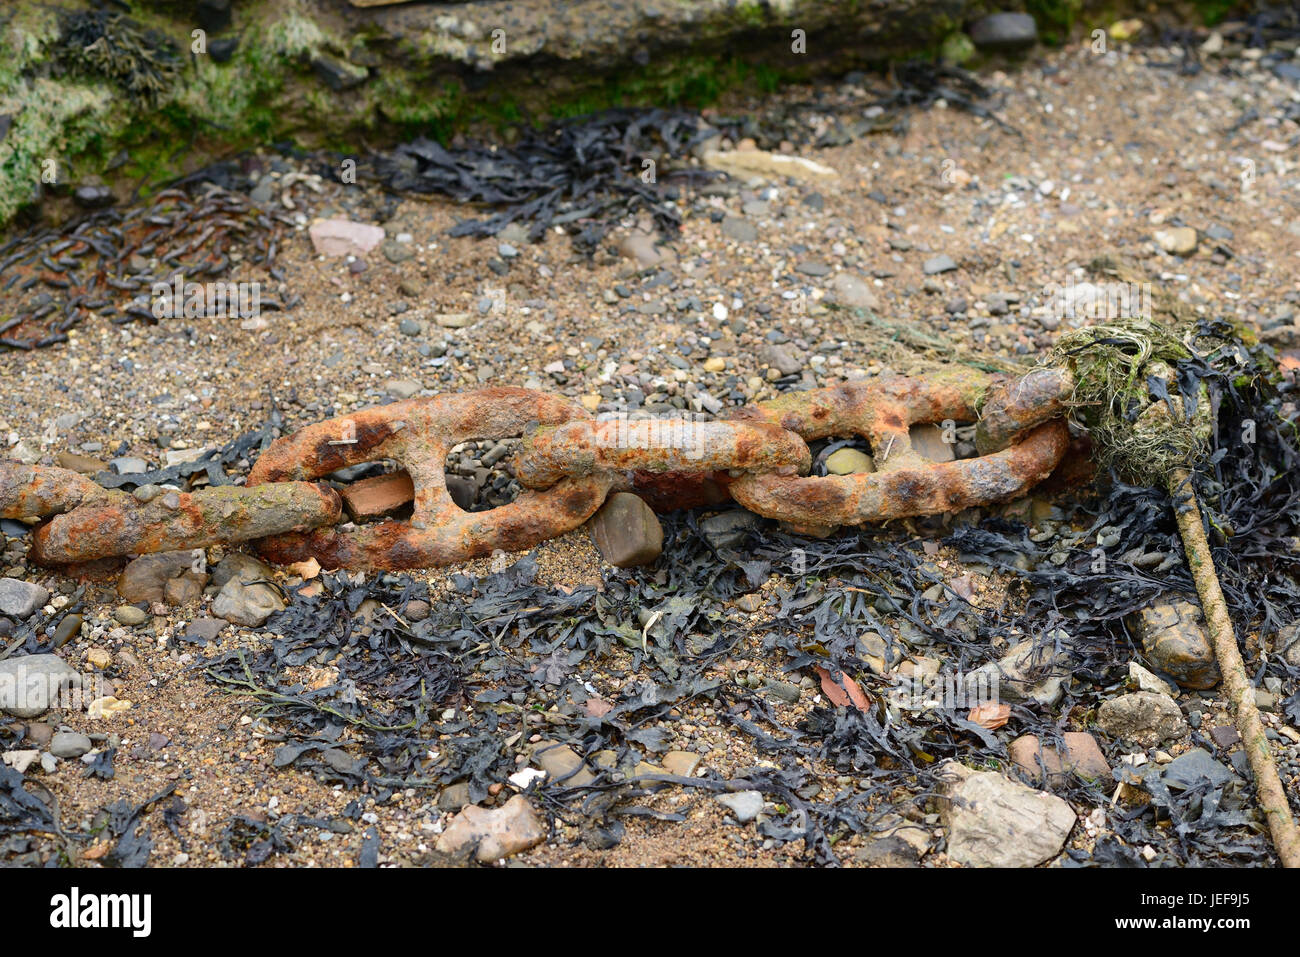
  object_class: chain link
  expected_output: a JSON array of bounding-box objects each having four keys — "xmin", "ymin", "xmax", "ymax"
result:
[{"xmin": 1, "ymin": 368, "xmax": 1072, "ymax": 570}]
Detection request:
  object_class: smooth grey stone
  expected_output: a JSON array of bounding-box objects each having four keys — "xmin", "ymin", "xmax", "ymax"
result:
[
  {"xmin": 0, "ymin": 655, "xmax": 82, "ymax": 718},
  {"xmin": 716, "ymin": 790, "xmax": 764, "ymax": 823},
  {"xmin": 0, "ymin": 579, "xmax": 48, "ymax": 620},
  {"xmin": 1162, "ymin": 747, "xmax": 1234, "ymax": 790},
  {"xmin": 49, "ymin": 731, "xmax": 92, "ymax": 759},
  {"xmin": 969, "ymin": 13, "xmax": 1038, "ymax": 51}
]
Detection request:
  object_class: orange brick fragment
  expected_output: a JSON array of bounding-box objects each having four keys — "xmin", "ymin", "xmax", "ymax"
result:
[{"xmin": 341, "ymin": 471, "xmax": 415, "ymax": 522}]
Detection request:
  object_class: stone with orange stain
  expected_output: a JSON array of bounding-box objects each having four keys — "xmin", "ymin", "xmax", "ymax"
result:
[{"xmin": 1008, "ymin": 732, "xmax": 1112, "ymax": 787}]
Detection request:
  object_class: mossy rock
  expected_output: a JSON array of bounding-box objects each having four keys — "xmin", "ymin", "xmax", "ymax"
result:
[{"xmin": 0, "ymin": 0, "xmax": 1190, "ymax": 231}]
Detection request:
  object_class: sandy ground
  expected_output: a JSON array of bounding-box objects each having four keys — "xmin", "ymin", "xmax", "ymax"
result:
[{"xmin": 2, "ymin": 32, "xmax": 1299, "ymax": 868}]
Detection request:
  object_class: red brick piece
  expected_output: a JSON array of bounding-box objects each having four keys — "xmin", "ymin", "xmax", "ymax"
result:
[{"xmin": 341, "ymin": 471, "xmax": 415, "ymax": 522}]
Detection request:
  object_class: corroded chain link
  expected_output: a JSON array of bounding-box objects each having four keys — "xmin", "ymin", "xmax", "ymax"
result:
[{"xmin": 0, "ymin": 367, "xmax": 1074, "ymax": 571}]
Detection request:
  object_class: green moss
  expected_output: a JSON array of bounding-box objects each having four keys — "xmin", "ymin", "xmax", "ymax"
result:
[
  {"xmin": 1024, "ymin": 0, "xmax": 1085, "ymax": 45},
  {"xmin": 0, "ymin": 78, "xmax": 115, "ymax": 223},
  {"xmin": 374, "ymin": 74, "xmax": 463, "ymax": 141},
  {"xmin": 939, "ymin": 31, "xmax": 977, "ymax": 65},
  {"xmin": 735, "ymin": 2, "xmax": 770, "ymax": 29},
  {"xmin": 266, "ymin": 3, "xmax": 330, "ymax": 59},
  {"xmin": 1191, "ymin": 0, "xmax": 1241, "ymax": 26},
  {"xmin": 1047, "ymin": 319, "xmax": 1213, "ymax": 485}
]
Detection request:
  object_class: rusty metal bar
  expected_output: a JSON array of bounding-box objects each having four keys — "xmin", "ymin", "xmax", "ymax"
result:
[
  {"xmin": 975, "ymin": 366, "xmax": 1075, "ymax": 454},
  {"xmin": 725, "ymin": 368, "xmax": 1069, "ymax": 525},
  {"xmin": 248, "ymin": 388, "xmax": 611, "ymax": 571},
  {"xmin": 0, "ymin": 463, "xmax": 112, "ymax": 519},
  {"xmin": 30, "ymin": 482, "xmax": 342, "ymax": 564},
  {"xmin": 513, "ymin": 417, "xmax": 810, "ymax": 489},
  {"xmin": 729, "ymin": 421, "xmax": 1068, "ymax": 525},
  {"xmin": 9, "ymin": 369, "xmax": 1075, "ymax": 570}
]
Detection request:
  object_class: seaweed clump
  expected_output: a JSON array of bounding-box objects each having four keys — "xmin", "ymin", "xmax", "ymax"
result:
[
  {"xmin": 55, "ymin": 9, "xmax": 181, "ymax": 106},
  {"xmin": 1048, "ymin": 318, "xmax": 1215, "ymax": 486}
]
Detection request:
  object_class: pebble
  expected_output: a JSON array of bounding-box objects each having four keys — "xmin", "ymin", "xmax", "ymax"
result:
[
  {"xmin": 1008, "ymin": 732, "xmax": 1112, "ymax": 787},
  {"xmin": 381, "ymin": 239, "xmax": 414, "ymax": 263},
  {"xmin": 0, "ymin": 655, "xmax": 81, "ymax": 718},
  {"xmin": 1097, "ymin": 691, "xmax": 1187, "ymax": 746},
  {"xmin": 1130, "ymin": 598, "xmax": 1220, "ymax": 690},
  {"xmin": 909, "ymin": 424, "xmax": 955, "ymax": 463},
  {"xmin": 113, "ymin": 605, "xmax": 148, "ymax": 626},
  {"xmin": 211, "ymin": 552, "xmax": 276, "ymax": 588},
  {"xmin": 533, "ymin": 741, "xmax": 596, "ymax": 786},
  {"xmin": 968, "ymin": 12, "xmax": 1038, "ymax": 51},
  {"xmin": 109, "ymin": 457, "xmax": 148, "ymax": 475},
  {"xmin": 0, "ymin": 578, "xmax": 49, "ymax": 620},
  {"xmin": 118, "ymin": 551, "xmax": 195, "ymax": 603},
  {"xmin": 211, "ymin": 578, "xmax": 285, "ymax": 627},
  {"xmin": 2, "ymin": 750, "xmax": 39, "ymax": 774},
  {"xmin": 716, "ymin": 790, "xmax": 764, "ymax": 823},
  {"xmin": 383, "ymin": 379, "xmax": 422, "ymax": 399},
  {"xmin": 825, "ymin": 448, "xmax": 874, "ymax": 474},
  {"xmin": 1154, "ymin": 226, "xmax": 1198, "ymax": 256},
  {"xmin": 762, "ymin": 344, "xmax": 803, "ymax": 376},
  {"xmin": 829, "ymin": 273, "xmax": 879, "ymax": 310},
  {"xmin": 435, "ymin": 795, "xmax": 545, "ymax": 862},
  {"xmin": 661, "ymin": 750, "xmax": 702, "ymax": 776},
  {"xmin": 163, "ymin": 571, "xmax": 207, "ymax": 605},
  {"xmin": 619, "ymin": 231, "xmax": 672, "ymax": 268},
  {"xmin": 922, "ymin": 254, "xmax": 958, "ymax": 275},
  {"xmin": 73, "ymin": 184, "xmax": 115, "ymax": 209},
  {"xmin": 182, "ymin": 617, "xmax": 226, "ymax": 645},
  {"xmin": 85, "ymin": 648, "xmax": 111, "ymax": 670},
  {"xmin": 49, "ymin": 731, "xmax": 92, "ymax": 759},
  {"xmin": 1128, "ymin": 660, "xmax": 1176, "ymax": 697},
  {"xmin": 721, "ymin": 217, "xmax": 757, "ymax": 242},
  {"xmin": 937, "ymin": 762, "xmax": 1074, "ymax": 867},
  {"xmin": 25, "ymin": 722, "xmax": 52, "ymax": 748},
  {"xmin": 308, "ymin": 218, "xmax": 385, "ymax": 257},
  {"xmin": 1163, "ymin": 748, "xmax": 1234, "ymax": 790},
  {"xmin": 588, "ymin": 492, "xmax": 664, "ymax": 568},
  {"xmin": 132, "ymin": 484, "xmax": 162, "ymax": 503},
  {"xmin": 55, "ymin": 452, "xmax": 106, "ymax": 474}
]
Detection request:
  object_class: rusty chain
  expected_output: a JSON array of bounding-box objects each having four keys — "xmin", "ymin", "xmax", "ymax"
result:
[{"xmin": 0, "ymin": 366, "xmax": 1074, "ymax": 571}]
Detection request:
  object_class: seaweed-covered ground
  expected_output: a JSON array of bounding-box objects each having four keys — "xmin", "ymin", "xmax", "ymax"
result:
[{"xmin": 2, "ymin": 21, "xmax": 1300, "ymax": 867}]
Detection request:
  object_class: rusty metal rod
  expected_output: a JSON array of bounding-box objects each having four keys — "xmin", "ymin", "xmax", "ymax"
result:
[{"xmin": 30, "ymin": 482, "xmax": 342, "ymax": 564}]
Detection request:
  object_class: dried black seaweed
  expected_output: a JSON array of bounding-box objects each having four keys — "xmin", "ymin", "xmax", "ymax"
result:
[
  {"xmin": 372, "ymin": 108, "xmax": 716, "ymax": 252},
  {"xmin": 189, "ymin": 319, "xmax": 1296, "ymax": 866}
]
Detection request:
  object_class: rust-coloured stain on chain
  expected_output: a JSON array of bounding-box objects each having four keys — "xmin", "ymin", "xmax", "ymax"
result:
[
  {"xmin": 726, "ymin": 368, "xmax": 1069, "ymax": 525},
  {"xmin": 29, "ymin": 481, "xmax": 342, "ymax": 565},
  {"xmin": 9, "ymin": 369, "xmax": 1073, "ymax": 570},
  {"xmin": 249, "ymin": 388, "xmax": 612, "ymax": 571},
  {"xmin": 513, "ymin": 418, "xmax": 810, "ymax": 488},
  {"xmin": 0, "ymin": 464, "xmax": 112, "ymax": 520},
  {"xmin": 975, "ymin": 367, "xmax": 1074, "ymax": 454}
]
